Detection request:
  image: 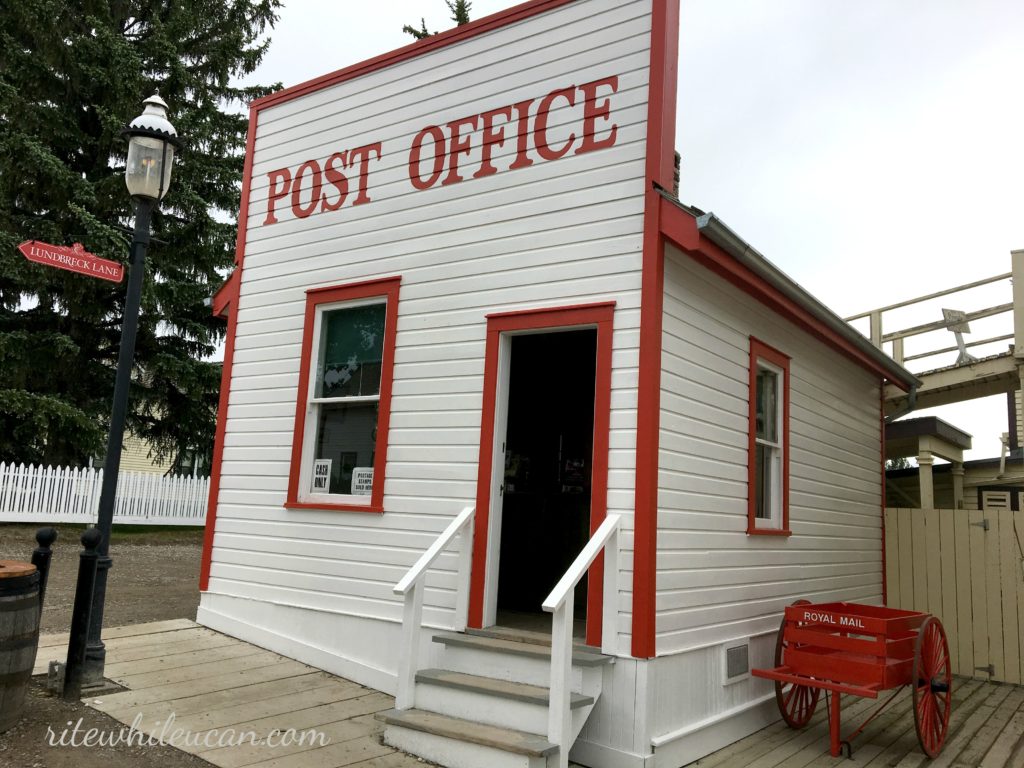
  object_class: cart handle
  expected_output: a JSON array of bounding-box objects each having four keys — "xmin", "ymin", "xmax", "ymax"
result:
[{"xmin": 751, "ymin": 667, "xmax": 882, "ymax": 699}]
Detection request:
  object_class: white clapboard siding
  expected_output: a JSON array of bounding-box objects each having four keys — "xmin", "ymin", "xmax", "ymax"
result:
[
  {"xmin": 0, "ymin": 463, "xmax": 207, "ymax": 526},
  {"xmin": 656, "ymin": 246, "xmax": 883, "ymax": 654},
  {"xmin": 207, "ymin": 0, "xmax": 652, "ymax": 657}
]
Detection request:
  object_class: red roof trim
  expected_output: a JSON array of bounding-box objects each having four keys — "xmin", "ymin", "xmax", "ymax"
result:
[
  {"xmin": 210, "ymin": 270, "xmax": 237, "ymax": 319},
  {"xmin": 252, "ymin": 0, "xmax": 578, "ymax": 112},
  {"xmin": 659, "ymin": 198, "xmax": 905, "ymax": 385}
]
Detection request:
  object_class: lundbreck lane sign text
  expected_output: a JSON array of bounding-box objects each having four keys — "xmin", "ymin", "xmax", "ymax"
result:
[{"xmin": 18, "ymin": 241, "xmax": 125, "ymax": 283}]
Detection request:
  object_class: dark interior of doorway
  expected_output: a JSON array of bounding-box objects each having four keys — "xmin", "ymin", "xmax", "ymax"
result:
[{"xmin": 496, "ymin": 328, "xmax": 596, "ymax": 636}]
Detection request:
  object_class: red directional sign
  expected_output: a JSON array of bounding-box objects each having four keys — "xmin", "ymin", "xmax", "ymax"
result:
[{"xmin": 18, "ymin": 241, "xmax": 124, "ymax": 283}]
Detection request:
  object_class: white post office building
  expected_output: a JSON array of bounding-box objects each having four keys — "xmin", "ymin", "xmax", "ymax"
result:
[{"xmin": 199, "ymin": 1, "xmax": 917, "ymax": 766}]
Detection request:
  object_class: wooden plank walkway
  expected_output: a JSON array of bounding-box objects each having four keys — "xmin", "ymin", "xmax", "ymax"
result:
[
  {"xmin": 686, "ymin": 677, "xmax": 1024, "ymax": 767},
  {"xmin": 35, "ymin": 622, "xmax": 1024, "ymax": 767},
  {"xmin": 34, "ymin": 619, "xmax": 430, "ymax": 768}
]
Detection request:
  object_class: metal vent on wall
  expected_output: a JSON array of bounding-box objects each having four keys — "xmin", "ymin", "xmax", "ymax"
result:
[{"xmin": 726, "ymin": 644, "xmax": 749, "ymax": 679}]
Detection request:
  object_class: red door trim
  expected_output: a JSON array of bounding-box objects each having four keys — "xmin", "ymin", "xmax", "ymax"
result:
[{"xmin": 468, "ymin": 302, "xmax": 615, "ymax": 647}]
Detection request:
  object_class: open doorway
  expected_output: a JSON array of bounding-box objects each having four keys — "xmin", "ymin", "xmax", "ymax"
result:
[{"xmin": 496, "ymin": 329, "xmax": 596, "ymax": 634}]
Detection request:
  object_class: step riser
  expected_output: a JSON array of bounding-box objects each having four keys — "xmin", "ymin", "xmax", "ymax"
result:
[
  {"xmin": 384, "ymin": 724, "xmax": 549, "ymax": 768},
  {"xmin": 440, "ymin": 645, "xmax": 589, "ymax": 689},
  {"xmin": 416, "ymin": 682, "xmax": 596, "ymax": 741}
]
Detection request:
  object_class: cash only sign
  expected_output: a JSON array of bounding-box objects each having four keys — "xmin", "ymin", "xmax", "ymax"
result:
[{"xmin": 18, "ymin": 241, "xmax": 124, "ymax": 283}]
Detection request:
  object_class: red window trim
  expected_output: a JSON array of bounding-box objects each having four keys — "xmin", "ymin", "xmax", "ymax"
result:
[
  {"xmin": 748, "ymin": 336, "xmax": 792, "ymax": 536},
  {"xmin": 284, "ymin": 276, "xmax": 401, "ymax": 514}
]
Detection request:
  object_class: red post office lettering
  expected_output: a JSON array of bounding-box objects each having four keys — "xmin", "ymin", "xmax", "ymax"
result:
[
  {"xmin": 408, "ymin": 75, "xmax": 619, "ymax": 190},
  {"xmin": 263, "ymin": 142, "xmax": 383, "ymax": 225},
  {"xmin": 261, "ymin": 74, "xmax": 619, "ymax": 226}
]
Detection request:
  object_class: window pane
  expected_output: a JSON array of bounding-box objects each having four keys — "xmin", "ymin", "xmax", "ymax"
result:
[
  {"xmin": 313, "ymin": 401, "xmax": 378, "ymax": 495},
  {"xmin": 756, "ymin": 368, "xmax": 778, "ymax": 442},
  {"xmin": 317, "ymin": 303, "xmax": 386, "ymax": 398},
  {"xmin": 755, "ymin": 443, "xmax": 773, "ymax": 520}
]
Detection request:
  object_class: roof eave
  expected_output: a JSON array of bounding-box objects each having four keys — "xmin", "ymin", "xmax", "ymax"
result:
[{"xmin": 689, "ymin": 206, "xmax": 919, "ymax": 390}]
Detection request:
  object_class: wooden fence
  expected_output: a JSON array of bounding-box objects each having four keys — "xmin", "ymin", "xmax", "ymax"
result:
[
  {"xmin": 885, "ymin": 507, "xmax": 1024, "ymax": 683},
  {"xmin": 0, "ymin": 463, "xmax": 208, "ymax": 526}
]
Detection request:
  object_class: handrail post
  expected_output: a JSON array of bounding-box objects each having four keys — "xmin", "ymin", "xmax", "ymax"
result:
[
  {"xmin": 869, "ymin": 310, "xmax": 882, "ymax": 348},
  {"xmin": 601, "ymin": 525, "xmax": 619, "ymax": 656},
  {"xmin": 454, "ymin": 523, "xmax": 473, "ymax": 632},
  {"xmin": 392, "ymin": 505, "xmax": 475, "ymax": 711},
  {"xmin": 395, "ymin": 581, "xmax": 424, "ymax": 710},
  {"xmin": 548, "ymin": 598, "xmax": 573, "ymax": 768},
  {"xmin": 1013, "ymin": 249, "xmax": 1024, "ymax": 360}
]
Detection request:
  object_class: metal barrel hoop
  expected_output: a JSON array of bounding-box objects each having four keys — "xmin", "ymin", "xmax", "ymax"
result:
[
  {"xmin": 912, "ymin": 616, "xmax": 952, "ymax": 758},
  {"xmin": 775, "ymin": 598, "xmax": 821, "ymax": 728}
]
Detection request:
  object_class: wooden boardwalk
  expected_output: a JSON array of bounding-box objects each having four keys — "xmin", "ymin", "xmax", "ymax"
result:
[
  {"xmin": 34, "ymin": 619, "xmax": 430, "ymax": 768},
  {"xmin": 33, "ymin": 622, "xmax": 1024, "ymax": 767},
  {"xmin": 686, "ymin": 677, "xmax": 1024, "ymax": 768}
]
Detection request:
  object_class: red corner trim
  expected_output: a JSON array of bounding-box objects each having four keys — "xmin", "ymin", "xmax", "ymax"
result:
[
  {"xmin": 252, "ymin": 0, "xmax": 578, "ymax": 112},
  {"xmin": 631, "ymin": 0, "xmax": 680, "ymax": 660},
  {"xmin": 201, "ymin": 102, "xmax": 258, "ymax": 591},
  {"xmin": 747, "ymin": 337, "xmax": 792, "ymax": 536},
  {"xmin": 199, "ymin": 270, "xmax": 241, "ymax": 591},
  {"xmin": 659, "ymin": 198, "xmax": 909, "ymax": 387},
  {"xmin": 235, "ymin": 108, "xmax": 258, "ymax": 267},
  {"xmin": 468, "ymin": 302, "xmax": 615, "ymax": 647},
  {"xmin": 284, "ymin": 276, "xmax": 402, "ymax": 514},
  {"xmin": 880, "ymin": 381, "xmax": 887, "ymax": 605}
]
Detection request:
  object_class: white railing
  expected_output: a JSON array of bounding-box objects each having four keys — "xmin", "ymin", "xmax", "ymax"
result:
[
  {"xmin": 542, "ymin": 513, "xmax": 621, "ymax": 768},
  {"xmin": 844, "ymin": 266, "xmax": 1017, "ymax": 370},
  {"xmin": 393, "ymin": 504, "xmax": 475, "ymax": 710},
  {"xmin": 0, "ymin": 462, "xmax": 208, "ymax": 526}
]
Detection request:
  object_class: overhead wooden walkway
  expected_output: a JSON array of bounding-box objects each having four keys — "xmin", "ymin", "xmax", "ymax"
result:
[{"xmin": 685, "ymin": 677, "xmax": 1024, "ymax": 768}]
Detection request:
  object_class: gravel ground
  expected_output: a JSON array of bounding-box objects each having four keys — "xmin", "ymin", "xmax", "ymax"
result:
[{"xmin": 0, "ymin": 523, "xmax": 208, "ymax": 768}]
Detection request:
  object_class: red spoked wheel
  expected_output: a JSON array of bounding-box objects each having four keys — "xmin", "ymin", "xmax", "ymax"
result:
[
  {"xmin": 775, "ymin": 599, "xmax": 821, "ymax": 728},
  {"xmin": 913, "ymin": 617, "xmax": 952, "ymax": 758}
]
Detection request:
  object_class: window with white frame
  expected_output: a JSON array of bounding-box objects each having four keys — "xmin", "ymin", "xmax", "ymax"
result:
[
  {"xmin": 286, "ymin": 277, "xmax": 400, "ymax": 513},
  {"xmin": 748, "ymin": 338, "xmax": 790, "ymax": 534},
  {"xmin": 309, "ymin": 300, "xmax": 385, "ymax": 496}
]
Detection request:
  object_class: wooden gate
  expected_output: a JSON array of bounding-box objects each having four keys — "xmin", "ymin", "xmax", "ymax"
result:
[{"xmin": 884, "ymin": 507, "xmax": 1024, "ymax": 683}]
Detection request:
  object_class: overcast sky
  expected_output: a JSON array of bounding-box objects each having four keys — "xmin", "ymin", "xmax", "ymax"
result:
[{"xmin": 239, "ymin": 0, "xmax": 1024, "ymax": 460}]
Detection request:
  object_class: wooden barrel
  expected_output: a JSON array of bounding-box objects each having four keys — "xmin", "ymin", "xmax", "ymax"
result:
[{"xmin": 0, "ymin": 561, "xmax": 40, "ymax": 733}]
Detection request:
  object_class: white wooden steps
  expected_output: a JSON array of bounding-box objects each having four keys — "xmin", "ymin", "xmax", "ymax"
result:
[{"xmin": 379, "ymin": 629, "xmax": 613, "ymax": 768}]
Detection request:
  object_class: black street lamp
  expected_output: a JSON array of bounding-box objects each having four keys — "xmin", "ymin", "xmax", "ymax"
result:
[{"xmin": 83, "ymin": 94, "xmax": 181, "ymax": 687}]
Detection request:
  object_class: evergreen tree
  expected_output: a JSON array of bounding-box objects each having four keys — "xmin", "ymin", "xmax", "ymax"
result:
[
  {"xmin": 403, "ymin": 1, "xmax": 472, "ymax": 40},
  {"xmin": 0, "ymin": 1, "xmax": 281, "ymax": 468}
]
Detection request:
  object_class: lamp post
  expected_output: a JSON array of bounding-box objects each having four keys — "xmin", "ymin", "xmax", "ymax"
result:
[{"xmin": 82, "ymin": 94, "xmax": 182, "ymax": 687}]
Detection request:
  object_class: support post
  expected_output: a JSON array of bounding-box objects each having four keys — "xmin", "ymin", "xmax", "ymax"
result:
[
  {"xmin": 453, "ymin": 524, "xmax": 473, "ymax": 632},
  {"xmin": 1013, "ymin": 249, "xmax": 1024, "ymax": 360},
  {"xmin": 548, "ymin": 599, "xmax": 574, "ymax": 768},
  {"xmin": 829, "ymin": 691, "xmax": 842, "ymax": 757},
  {"xmin": 917, "ymin": 450, "xmax": 935, "ymax": 509},
  {"xmin": 83, "ymin": 197, "xmax": 154, "ymax": 687},
  {"xmin": 951, "ymin": 463, "xmax": 965, "ymax": 510},
  {"xmin": 64, "ymin": 529, "xmax": 102, "ymax": 700},
  {"xmin": 395, "ymin": 582, "xmax": 423, "ymax": 710},
  {"xmin": 869, "ymin": 311, "xmax": 883, "ymax": 349}
]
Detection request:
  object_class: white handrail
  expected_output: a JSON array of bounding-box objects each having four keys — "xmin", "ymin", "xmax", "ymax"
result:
[
  {"xmin": 542, "ymin": 513, "xmax": 621, "ymax": 768},
  {"xmin": 393, "ymin": 504, "xmax": 475, "ymax": 710}
]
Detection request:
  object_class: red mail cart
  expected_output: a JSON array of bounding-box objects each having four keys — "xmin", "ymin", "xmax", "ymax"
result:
[{"xmin": 752, "ymin": 600, "xmax": 952, "ymax": 758}]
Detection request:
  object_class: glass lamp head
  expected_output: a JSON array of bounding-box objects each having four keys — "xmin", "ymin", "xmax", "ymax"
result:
[{"xmin": 124, "ymin": 94, "xmax": 180, "ymax": 201}]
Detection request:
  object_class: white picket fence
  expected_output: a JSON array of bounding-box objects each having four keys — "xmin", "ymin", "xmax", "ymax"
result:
[{"xmin": 0, "ymin": 463, "xmax": 208, "ymax": 526}]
